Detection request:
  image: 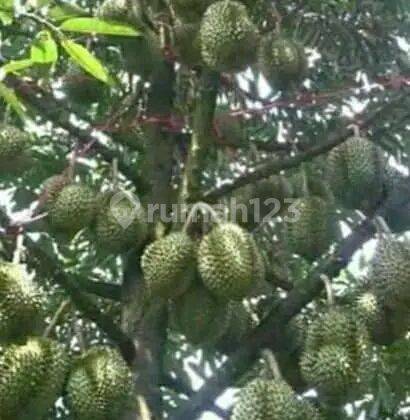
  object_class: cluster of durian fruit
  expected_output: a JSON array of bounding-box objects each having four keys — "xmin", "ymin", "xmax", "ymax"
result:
[
  {"xmin": 95, "ymin": 0, "xmax": 306, "ymax": 88},
  {"xmin": 141, "ymin": 220, "xmax": 262, "ymax": 346},
  {"xmin": 0, "ymin": 261, "xmax": 135, "ymax": 420}
]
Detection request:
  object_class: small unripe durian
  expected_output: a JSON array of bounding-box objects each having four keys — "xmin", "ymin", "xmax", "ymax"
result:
[
  {"xmin": 66, "ymin": 347, "xmax": 133, "ymax": 420},
  {"xmin": 198, "ymin": 223, "xmax": 255, "ymax": 299},
  {"xmin": 141, "ymin": 231, "xmax": 196, "ymax": 299},
  {"xmin": 0, "ymin": 262, "xmax": 45, "ymax": 343},
  {"xmin": 49, "ymin": 184, "xmax": 97, "ymax": 235},
  {"xmin": 200, "ymin": 1, "xmax": 259, "ymax": 72}
]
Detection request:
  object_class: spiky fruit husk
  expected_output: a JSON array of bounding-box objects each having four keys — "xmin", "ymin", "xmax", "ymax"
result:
[
  {"xmin": 66, "ymin": 347, "xmax": 133, "ymax": 420},
  {"xmin": 300, "ymin": 400, "xmax": 324, "ymax": 420},
  {"xmin": 170, "ymin": 286, "xmax": 231, "ymax": 345},
  {"xmin": 198, "ymin": 223, "xmax": 255, "ymax": 299},
  {"xmin": 369, "ymin": 235, "xmax": 410, "ymax": 308},
  {"xmin": 231, "ymin": 378, "xmax": 302, "ymax": 420},
  {"xmin": 171, "ymin": 0, "xmax": 214, "ymax": 23},
  {"xmin": 354, "ymin": 291, "xmax": 380, "ymax": 328},
  {"xmin": 49, "ymin": 184, "xmax": 96, "ymax": 235},
  {"xmin": 0, "ymin": 124, "xmax": 31, "ymax": 174},
  {"xmin": 141, "ymin": 232, "xmax": 196, "ymax": 299},
  {"xmin": 40, "ymin": 174, "xmax": 71, "ymax": 210},
  {"xmin": 62, "ymin": 65, "xmax": 105, "ymax": 104},
  {"xmin": 304, "ymin": 308, "xmax": 356, "ymax": 353},
  {"xmin": 0, "ymin": 124, "xmax": 30, "ymax": 161},
  {"xmin": 259, "ymin": 37, "xmax": 306, "ymax": 88},
  {"xmin": 300, "ymin": 344, "xmax": 356, "ymax": 396},
  {"xmin": 174, "ymin": 22, "xmax": 202, "ymax": 66},
  {"xmin": 95, "ymin": 196, "xmax": 147, "ymax": 253},
  {"xmin": 286, "ymin": 196, "xmax": 336, "ymax": 261},
  {"xmin": 0, "ymin": 263, "xmax": 45, "ymax": 343},
  {"xmin": 327, "ymin": 136, "xmax": 386, "ymax": 211},
  {"xmin": 200, "ymin": 1, "xmax": 259, "ymax": 72},
  {"xmin": 98, "ymin": 0, "xmax": 130, "ymax": 21},
  {"xmin": 0, "ymin": 337, "xmax": 69, "ymax": 420}
]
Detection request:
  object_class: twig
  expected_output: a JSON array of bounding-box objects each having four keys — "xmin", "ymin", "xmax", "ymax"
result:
[{"xmin": 43, "ymin": 299, "xmax": 71, "ymax": 338}]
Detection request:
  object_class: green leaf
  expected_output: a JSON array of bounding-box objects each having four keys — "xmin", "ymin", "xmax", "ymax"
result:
[
  {"xmin": 61, "ymin": 39, "xmax": 114, "ymax": 85},
  {"xmin": 60, "ymin": 17, "xmax": 141, "ymax": 37},
  {"xmin": 30, "ymin": 31, "xmax": 58, "ymax": 64},
  {"xmin": 48, "ymin": 3, "xmax": 88, "ymax": 22},
  {"xmin": 1, "ymin": 59, "xmax": 34, "ymax": 75},
  {"xmin": 0, "ymin": 82, "xmax": 27, "ymax": 120},
  {"xmin": 0, "ymin": 10, "xmax": 12, "ymax": 25}
]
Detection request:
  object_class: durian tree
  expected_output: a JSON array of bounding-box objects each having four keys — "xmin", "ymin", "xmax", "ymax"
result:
[{"xmin": 0, "ymin": 0, "xmax": 409, "ymax": 419}]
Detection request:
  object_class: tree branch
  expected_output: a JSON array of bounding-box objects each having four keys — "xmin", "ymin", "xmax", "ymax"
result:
[{"xmin": 204, "ymin": 92, "xmax": 409, "ymax": 202}]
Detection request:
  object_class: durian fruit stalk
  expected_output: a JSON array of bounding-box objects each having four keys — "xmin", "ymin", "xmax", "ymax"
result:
[
  {"xmin": 259, "ymin": 36, "xmax": 307, "ymax": 89},
  {"xmin": 38, "ymin": 174, "xmax": 71, "ymax": 211},
  {"xmin": 200, "ymin": 1, "xmax": 259, "ymax": 72},
  {"xmin": 170, "ymin": 285, "xmax": 231, "ymax": 345},
  {"xmin": 326, "ymin": 134, "xmax": 386, "ymax": 212},
  {"xmin": 141, "ymin": 231, "xmax": 196, "ymax": 299},
  {"xmin": 0, "ymin": 262, "xmax": 45, "ymax": 343},
  {"xmin": 198, "ymin": 223, "xmax": 256, "ymax": 299},
  {"xmin": 0, "ymin": 337, "xmax": 69, "ymax": 420},
  {"xmin": 49, "ymin": 184, "xmax": 97, "ymax": 235},
  {"xmin": 66, "ymin": 346, "xmax": 134, "ymax": 420},
  {"xmin": 95, "ymin": 192, "xmax": 147, "ymax": 253}
]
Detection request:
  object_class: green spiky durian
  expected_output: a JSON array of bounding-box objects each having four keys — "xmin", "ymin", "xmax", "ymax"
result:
[
  {"xmin": 198, "ymin": 223, "xmax": 255, "ymax": 299},
  {"xmin": 200, "ymin": 1, "xmax": 259, "ymax": 72},
  {"xmin": 0, "ymin": 124, "xmax": 31, "ymax": 174},
  {"xmin": 304, "ymin": 308, "xmax": 356, "ymax": 353},
  {"xmin": 141, "ymin": 231, "xmax": 196, "ymax": 299},
  {"xmin": 327, "ymin": 136, "xmax": 386, "ymax": 211},
  {"xmin": 49, "ymin": 184, "xmax": 97, "ymax": 235},
  {"xmin": 286, "ymin": 196, "xmax": 337, "ymax": 261},
  {"xmin": 0, "ymin": 262, "xmax": 45, "ymax": 343},
  {"xmin": 174, "ymin": 22, "xmax": 202, "ymax": 66},
  {"xmin": 40, "ymin": 174, "xmax": 71, "ymax": 210},
  {"xmin": 171, "ymin": 286, "xmax": 231, "ymax": 345},
  {"xmin": 66, "ymin": 347, "xmax": 133, "ymax": 420},
  {"xmin": 354, "ymin": 291, "xmax": 380, "ymax": 328},
  {"xmin": 259, "ymin": 37, "xmax": 306, "ymax": 88},
  {"xmin": 369, "ymin": 235, "xmax": 410, "ymax": 308},
  {"xmin": 231, "ymin": 378, "xmax": 302, "ymax": 420},
  {"xmin": 300, "ymin": 400, "xmax": 324, "ymax": 420},
  {"xmin": 95, "ymin": 195, "xmax": 147, "ymax": 253},
  {"xmin": 171, "ymin": 0, "xmax": 214, "ymax": 23},
  {"xmin": 300, "ymin": 344, "xmax": 356, "ymax": 396},
  {"xmin": 0, "ymin": 337, "xmax": 69, "ymax": 420}
]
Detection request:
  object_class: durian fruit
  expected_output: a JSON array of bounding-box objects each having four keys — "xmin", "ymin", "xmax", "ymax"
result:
[
  {"xmin": 141, "ymin": 231, "xmax": 196, "ymax": 299},
  {"xmin": 300, "ymin": 344, "xmax": 356, "ymax": 396},
  {"xmin": 369, "ymin": 235, "xmax": 410, "ymax": 308},
  {"xmin": 170, "ymin": 285, "xmax": 231, "ymax": 345},
  {"xmin": 66, "ymin": 346, "xmax": 133, "ymax": 420},
  {"xmin": 231, "ymin": 378, "xmax": 302, "ymax": 420},
  {"xmin": 304, "ymin": 308, "xmax": 357, "ymax": 352},
  {"xmin": 0, "ymin": 262, "xmax": 45, "ymax": 343},
  {"xmin": 62, "ymin": 64, "xmax": 105, "ymax": 104},
  {"xmin": 0, "ymin": 337, "xmax": 69, "ymax": 420},
  {"xmin": 259, "ymin": 37, "xmax": 306, "ymax": 88},
  {"xmin": 174, "ymin": 22, "xmax": 202, "ymax": 66},
  {"xmin": 39, "ymin": 174, "xmax": 71, "ymax": 210},
  {"xmin": 98, "ymin": 0, "xmax": 130, "ymax": 21},
  {"xmin": 198, "ymin": 223, "xmax": 255, "ymax": 299},
  {"xmin": 49, "ymin": 184, "xmax": 97, "ymax": 235},
  {"xmin": 171, "ymin": 0, "xmax": 214, "ymax": 23},
  {"xmin": 95, "ymin": 194, "xmax": 147, "ymax": 253},
  {"xmin": 326, "ymin": 136, "xmax": 386, "ymax": 211},
  {"xmin": 353, "ymin": 290, "xmax": 380, "ymax": 328},
  {"xmin": 200, "ymin": 1, "xmax": 259, "ymax": 72},
  {"xmin": 286, "ymin": 196, "xmax": 337, "ymax": 261},
  {"xmin": 0, "ymin": 124, "xmax": 31, "ymax": 174}
]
